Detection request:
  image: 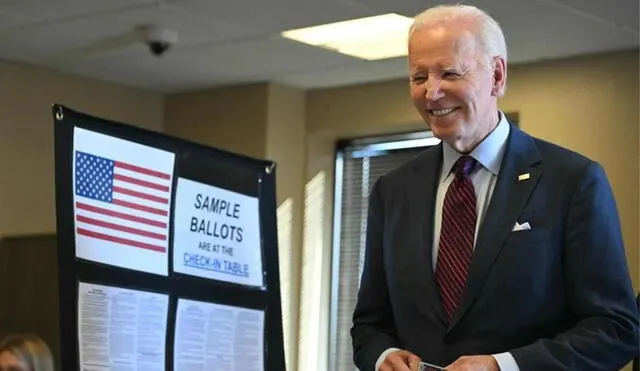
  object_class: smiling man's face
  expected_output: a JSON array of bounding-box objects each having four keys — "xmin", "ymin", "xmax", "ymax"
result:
[{"xmin": 408, "ymin": 22, "xmax": 504, "ymax": 152}]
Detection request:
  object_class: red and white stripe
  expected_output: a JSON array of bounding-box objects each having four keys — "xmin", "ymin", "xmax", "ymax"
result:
[{"xmin": 75, "ymin": 160, "xmax": 171, "ymax": 253}]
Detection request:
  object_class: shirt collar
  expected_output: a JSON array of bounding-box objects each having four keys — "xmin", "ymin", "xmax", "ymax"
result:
[{"xmin": 441, "ymin": 111, "xmax": 510, "ymax": 178}]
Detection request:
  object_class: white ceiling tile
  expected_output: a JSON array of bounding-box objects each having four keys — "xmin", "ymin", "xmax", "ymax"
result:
[
  {"xmin": 0, "ymin": 10, "xmax": 25, "ymax": 29},
  {"xmin": 69, "ymin": 51, "xmax": 260, "ymax": 92},
  {"xmin": 175, "ymin": 0, "xmax": 380, "ymax": 35},
  {"xmin": 0, "ymin": 0, "xmax": 148, "ymax": 25},
  {"xmin": 63, "ymin": 33, "xmax": 367, "ymax": 92},
  {"xmin": 175, "ymin": 37, "xmax": 361, "ymax": 75},
  {"xmin": 476, "ymin": 0, "xmax": 637, "ymax": 62},
  {"xmin": 74, "ymin": 35, "xmax": 362, "ymax": 82},
  {"xmin": 346, "ymin": 0, "xmax": 448, "ymax": 17},
  {"xmin": 276, "ymin": 57, "xmax": 409, "ymax": 89},
  {"xmin": 0, "ymin": 2, "xmax": 251, "ymax": 63},
  {"xmin": 534, "ymin": 0, "xmax": 638, "ymax": 33}
]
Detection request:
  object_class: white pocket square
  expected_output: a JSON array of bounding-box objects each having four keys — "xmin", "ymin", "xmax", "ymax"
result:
[{"xmin": 512, "ymin": 221, "xmax": 531, "ymax": 232}]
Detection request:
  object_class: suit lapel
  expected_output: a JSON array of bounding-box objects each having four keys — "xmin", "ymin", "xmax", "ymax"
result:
[
  {"xmin": 448, "ymin": 126, "xmax": 542, "ymax": 330},
  {"xmin": 408, "ymin": 144, "xmax": 448, "ymax": 326}
]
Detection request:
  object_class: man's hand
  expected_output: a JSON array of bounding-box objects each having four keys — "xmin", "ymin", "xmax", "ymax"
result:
[
  {"xmin": 379, "ymin": 350, "xmax": 422, "ymax": 371},
  {"xmin": 444, "ymin": 355, "xmax": 499, "ymax": 371}
]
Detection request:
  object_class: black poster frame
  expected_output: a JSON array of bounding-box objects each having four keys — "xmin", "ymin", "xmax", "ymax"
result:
[{"xmin": 53, "ymin": 104, "xmax": 285, "ymax": 371}]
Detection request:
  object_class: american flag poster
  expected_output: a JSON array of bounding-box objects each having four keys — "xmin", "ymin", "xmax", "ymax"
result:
[{"xmin": 72, "ymin": 127, "xmax": 175, "ymax": 276}]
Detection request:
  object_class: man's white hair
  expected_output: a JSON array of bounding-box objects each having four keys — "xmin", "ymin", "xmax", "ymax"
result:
[{"xmin": 409, "ymin": 4, "xmax": 507, "ymax": 70}]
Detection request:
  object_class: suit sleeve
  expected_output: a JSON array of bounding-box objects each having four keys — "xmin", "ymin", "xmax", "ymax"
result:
[
  {"xmin": 510, "ymin": 161, "xmax": 640, "ymax": 370},
  {"xmin": 351, "ymin": 178, "xmax": 401, "ymax": 371}
]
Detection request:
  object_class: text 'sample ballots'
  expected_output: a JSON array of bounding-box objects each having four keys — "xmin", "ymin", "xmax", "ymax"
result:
[{"xmin": 173, "ymin": 178, "xmax": 264, "ymax": 288}]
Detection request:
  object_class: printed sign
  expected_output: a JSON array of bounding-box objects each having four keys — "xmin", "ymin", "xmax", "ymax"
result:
[{"xmin": 173, "ymin": 178, "xmax": 263, "ymax": 287}]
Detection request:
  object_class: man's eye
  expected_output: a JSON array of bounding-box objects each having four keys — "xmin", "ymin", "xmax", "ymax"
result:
[
  {"xmin": 443, "ymin": 71, "xmax": 461, "ymax": 79},
  {"xmin": 411, "ymin": 76, "xmax": 426, "ymax": 83}
]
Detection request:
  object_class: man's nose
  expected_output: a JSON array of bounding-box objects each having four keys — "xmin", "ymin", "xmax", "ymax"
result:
[{"xmin": 425, "ymin": 78, "xmax": 444, "ymax": 100}]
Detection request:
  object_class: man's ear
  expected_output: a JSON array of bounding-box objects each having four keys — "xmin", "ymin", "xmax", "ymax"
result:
[{"xmin": 491, "ymin": 56, "xmax": 507, "ymax": 96}]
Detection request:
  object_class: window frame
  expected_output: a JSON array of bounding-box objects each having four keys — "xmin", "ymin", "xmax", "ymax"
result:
[{"xmin": 329, "ymin": 129, "xmax": 440, "ymax": 370}]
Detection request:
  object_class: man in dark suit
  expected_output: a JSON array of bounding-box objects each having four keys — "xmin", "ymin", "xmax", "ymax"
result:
[{"xmin": 351, "ymin": 4, "xmax": 639, "ymax": 371}]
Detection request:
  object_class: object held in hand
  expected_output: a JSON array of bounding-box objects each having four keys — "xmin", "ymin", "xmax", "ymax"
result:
[{"xmin": 419, "ymin": 361, "xmax": 446, "ymax": 370}]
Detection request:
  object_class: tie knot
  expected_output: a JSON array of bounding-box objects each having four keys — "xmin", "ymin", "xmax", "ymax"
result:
[{"xmin": 453, "ymin": 156, "xmax": 477, "ymax": 178}]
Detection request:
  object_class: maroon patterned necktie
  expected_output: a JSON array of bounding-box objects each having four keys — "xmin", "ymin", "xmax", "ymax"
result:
[{"xmin": 436, "ymin": 155, "xmax": 477, "ymax": 322}]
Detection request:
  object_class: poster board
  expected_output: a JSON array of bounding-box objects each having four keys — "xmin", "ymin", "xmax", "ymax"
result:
[{"xmin": 53, "ymin": 104, "xmax": 285, "ymax": 371}]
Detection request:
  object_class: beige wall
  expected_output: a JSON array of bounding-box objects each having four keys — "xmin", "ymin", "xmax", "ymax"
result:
[
  {"xmin": 264, "ymin": 83, "xmax": 306, "ymax": 371},
  {"xmin": 265, "ymin": 83, "xmax": 306, "ymax": 371},
  {"xmin": 163, "ymin": 83, "xmax": 269, "ymax": 159},
  {"xmin": 0, "ymin": 60, "xmax": 164, "ymax": 237}
]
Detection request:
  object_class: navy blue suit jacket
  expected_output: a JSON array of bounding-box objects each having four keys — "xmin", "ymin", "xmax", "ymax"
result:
[{"xmin": 351, "ymin": 125, "xmax": 639, "ymax": 370}]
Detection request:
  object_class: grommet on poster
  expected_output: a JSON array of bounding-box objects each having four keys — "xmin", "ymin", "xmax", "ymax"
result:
[
  {"xmin": 55, "ymin": 106, "xmax": 64, "ymax": 121},
  {"xmin": 265, "ymin": 162, "xmax": 276, "ymax": 175}
]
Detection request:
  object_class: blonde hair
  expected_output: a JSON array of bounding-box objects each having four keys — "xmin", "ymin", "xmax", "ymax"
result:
[
  {"xmin": 410, "ymin": 4, "xmax": 507, "ymax": 80},
  {"xmin": 0, "ymin": 334, "xmax": 54, "ymax": 371}
]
